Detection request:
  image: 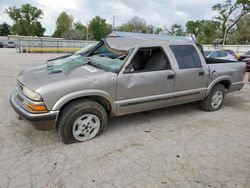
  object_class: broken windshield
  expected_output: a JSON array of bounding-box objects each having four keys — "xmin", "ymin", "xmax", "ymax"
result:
[
  {"xmin": 47, "ymin": 41, "xmax": 129, "ymax": 73},
  {"xmin": 47, "ymin": 55, "xmax": 88, "ymax": 73}
]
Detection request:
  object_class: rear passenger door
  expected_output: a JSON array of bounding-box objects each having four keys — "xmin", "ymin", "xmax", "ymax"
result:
[{"xmin": 169, "ymin": 45, "xmax": 209, "ymax": 101}]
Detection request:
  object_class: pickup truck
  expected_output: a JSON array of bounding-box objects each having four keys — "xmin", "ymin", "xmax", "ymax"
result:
[{"xmin": 10, "ymin": 33, "xmax": 246, "ymax": 144}]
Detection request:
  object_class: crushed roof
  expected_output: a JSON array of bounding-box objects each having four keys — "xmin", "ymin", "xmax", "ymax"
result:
[{"xmin": 106, "ymin": 31, "xmax": 194, "ymax": 51}]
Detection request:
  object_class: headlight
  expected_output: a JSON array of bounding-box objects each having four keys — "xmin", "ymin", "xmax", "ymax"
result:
[{"xmin": 22, "ymin": 86, "xmax": 42, "ymax": 101}]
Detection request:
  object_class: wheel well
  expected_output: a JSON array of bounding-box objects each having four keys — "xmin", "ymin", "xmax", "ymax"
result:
[
  {"xmin": 217, "ymin": 80, "xmax": 231, "ymax": 90},
  {"xmin": 59, "ymin": 96, "xmax": 111, "ymax": 115}
]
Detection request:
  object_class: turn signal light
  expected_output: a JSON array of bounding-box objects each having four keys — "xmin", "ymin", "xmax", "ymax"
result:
[{"xmin": 27, "ymin": 103, "xmax": 47, "ymax": 112}]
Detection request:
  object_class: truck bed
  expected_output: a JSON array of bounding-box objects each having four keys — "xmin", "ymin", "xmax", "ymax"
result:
[
  {"xmin": 205, "ymin": 57, "xmax": 238, "ymax": 64},
  {"xmin": 205, "ymin": 57, "xmax": 246, "ymax": 93}
]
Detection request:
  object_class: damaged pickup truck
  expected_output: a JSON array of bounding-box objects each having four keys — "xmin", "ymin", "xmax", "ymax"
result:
[{"xmin": 10, "ymin": 33, "xmax": 246, "ymax": 144}]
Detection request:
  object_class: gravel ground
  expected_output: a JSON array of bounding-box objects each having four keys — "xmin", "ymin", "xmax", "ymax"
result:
[{"xmin": 0, "ymin": 48, "xmax": 250, "ymax": 188}]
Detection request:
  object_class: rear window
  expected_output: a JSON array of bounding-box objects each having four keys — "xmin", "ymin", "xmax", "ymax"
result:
[{"xmin": 170, "ymin": 45, "xmax": 202, "ymax": 69}]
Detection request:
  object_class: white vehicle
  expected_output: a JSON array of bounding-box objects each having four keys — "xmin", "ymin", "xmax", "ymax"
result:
[
  {"xmin": 204, "ymin": 49, "xmax": 237, "ymax": 61},
  {"xmin": 4, "ymin": 41, "xmax": 16, "ymax": 48}
]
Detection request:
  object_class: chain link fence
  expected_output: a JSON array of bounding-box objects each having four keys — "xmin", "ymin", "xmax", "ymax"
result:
[
  {"xmin": 202, "ymin": 45, "xmax": 249, "ymax": 54},
  {"xmin": 7, "ymin": 36, "xmax": 96, "ymax": 53},
  {"xmin": 3, "ymin": 35, "xmax": 250, "ymax": 54}
]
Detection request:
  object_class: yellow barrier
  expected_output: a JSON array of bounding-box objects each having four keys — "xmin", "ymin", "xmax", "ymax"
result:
[{"xmin": 30, "ymin": 47, "xmax": 81, "ymax": 53}]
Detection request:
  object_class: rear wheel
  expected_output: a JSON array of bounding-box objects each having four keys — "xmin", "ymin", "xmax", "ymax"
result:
[
  {"xmin": 57, "ymin": 99, "xmax": 107, "ymax": 144},
  {"xmin": 200, "ymin": 84, "xmax": 226, "ymax": 111}
]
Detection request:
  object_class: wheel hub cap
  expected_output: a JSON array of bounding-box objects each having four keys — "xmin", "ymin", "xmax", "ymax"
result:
[
  {"xmin": 72, "ymin": 114, "xmax": 100, "ymax": 142},
  {"xmin": 211, "ymin": 91, "xmax": 223, "ymax": 109}
]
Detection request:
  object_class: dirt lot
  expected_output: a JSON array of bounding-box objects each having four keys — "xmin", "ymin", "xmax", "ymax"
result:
[{"xmin": 0, "ymin": 48, "xmax": 250, "ymax": 188}]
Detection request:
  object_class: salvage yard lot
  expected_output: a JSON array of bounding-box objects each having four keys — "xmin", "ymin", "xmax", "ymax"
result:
[{"xmin": 0, "ymin": 48, "xmax": 250, "ymax": 187}]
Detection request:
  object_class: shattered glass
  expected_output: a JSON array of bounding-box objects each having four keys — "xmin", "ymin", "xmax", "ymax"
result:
[
  {"xmin": 47, "ymin": 41, "xmax": 130, "ymax": 73},
  {"xmin": 47, "ymin": 55, "xmax": 88, "ymax": 73}
]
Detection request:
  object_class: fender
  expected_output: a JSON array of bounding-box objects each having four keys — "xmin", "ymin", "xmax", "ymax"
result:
[
  {"xmin": 206, "ymin": 76, "xmax": 232, "ymax": 96},
  {"xmin": 51, "ymin": 89, "xmax": 116, "ymax": 114}
]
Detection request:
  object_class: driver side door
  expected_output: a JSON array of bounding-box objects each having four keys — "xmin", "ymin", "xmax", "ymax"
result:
[{"xmin": 115, "ymin": 47, "xmax": 175, "ymax": 115}]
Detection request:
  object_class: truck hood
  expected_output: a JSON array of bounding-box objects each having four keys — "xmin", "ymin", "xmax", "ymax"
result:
[{"xmin": 18, "ymin": 60, "xmax": 111, "ymax": 91}]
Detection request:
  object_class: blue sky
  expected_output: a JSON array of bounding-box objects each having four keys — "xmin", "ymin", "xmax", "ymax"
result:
[{"xmin": 0, "ymin": 0, "xmax": 224, "ymax": 35}]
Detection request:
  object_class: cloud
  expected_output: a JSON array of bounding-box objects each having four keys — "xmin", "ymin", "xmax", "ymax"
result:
[{"xmin": 0, "ymin": 0, "xmax": 224, "ymax": 35}]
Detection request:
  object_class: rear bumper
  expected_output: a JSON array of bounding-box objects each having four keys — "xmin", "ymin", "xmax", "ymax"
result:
[
  {"xmin": 10, "ymin": 93, "xmax": 59, "ymax": 130},
  {"xmin": 228, "ymin": 81, "xmax": 244, "ymax": 93}
]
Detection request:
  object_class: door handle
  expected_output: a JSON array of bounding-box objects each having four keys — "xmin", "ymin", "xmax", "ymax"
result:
[
  {"xmin": 167, "ymin": 74, "xmax": 175, "ymax": 80},
  {"xmin": 199, "ymin": 71, "xmax": 205, "ymax": 76}
]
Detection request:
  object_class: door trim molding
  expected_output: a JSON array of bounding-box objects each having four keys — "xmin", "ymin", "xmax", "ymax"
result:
[{"xmin": 116, "ymin": 89, "xmax": 204, "ymax": 107}]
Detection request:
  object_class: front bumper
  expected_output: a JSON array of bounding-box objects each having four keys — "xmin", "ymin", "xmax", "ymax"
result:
[{"xmin": 10, "ymin": 93, "xmax": 59, "ymax": 131}]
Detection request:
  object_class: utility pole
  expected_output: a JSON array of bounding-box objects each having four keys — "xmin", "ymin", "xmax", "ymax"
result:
[
  {"xmin": 86, "ymin": 23, "xmax": 89, "ymax": 41},
  {"xmin": 112, "ymin": 15, "xmax": 115, "ymax": 31}
]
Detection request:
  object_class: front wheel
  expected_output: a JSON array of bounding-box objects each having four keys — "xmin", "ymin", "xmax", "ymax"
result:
[
  {"xmin": 200, "ymin": 84, "xmax": 226, "ymax": 111},
  {"xmin": 57, "ymin": 99, "xmax": 107, "ymax": 144}
]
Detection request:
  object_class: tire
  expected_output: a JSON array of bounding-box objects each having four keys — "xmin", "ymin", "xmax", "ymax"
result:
[
  {"xmin": 200, "ymin": 83, "xmax": 226, "ymax": 111},
  {"xmin": 57, "ymin": 99, "xmax": 107, "ymax": 144}
]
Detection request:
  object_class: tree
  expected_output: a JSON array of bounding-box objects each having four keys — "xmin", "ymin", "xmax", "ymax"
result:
[
  {"xmin": 186, "ymin": 20, "xmax": 221, "ymax": 44},
  {"xmin": 164, "ymin": 24, "xmax": 185, "ymax": 36},
  {"xmin": 74, "ymin": 21, "xmax": 87, "ymax": 32},
  {"xmin": 185, "ymin": 20, "xmax": 222, "ymax": 43},
  {"xmin": 196, "ymin": 20, "xmax": 221, "ymax": 44},
  {"xmin": 0, "ymin": 22, "xmax": 11, "ymax": 36},
  {"xmin": 154, "ymin": 27, "xmax": 163, "ymax": 34},
  {"xmin": 62, "ymin": 29, "xmax": 86, "ymax": 40},
  {"xmin": 229, "ymin": 14, "xmax": 250, "ymax": 44},
  {"xmin": 146, "ymin": 25, "xmax": 154, "ymax": 34},
  {"xmin": 212, "ymin": 0, "xmax": 250, "ymax": 45},
  {"xmin": 117, "ymin": 16, "xmax": 147, "ymax": 33},
  {"xmin": 186, "ymin": 20, "xmax": 201, "ymax": 39},
  {"xmin": 88, "ymin": 16, "xmax": 112, "ymax": 41},
  {"xmin": 62, "ymin": 22, "xmax": 88, "ymax": 40},
  {"xmin": 53, "ymin": 12, "xmax": 73, "ymax": 37},
  {"xmin": 5, "ymin": 4, "xmax": 45, "ymax": 36}
]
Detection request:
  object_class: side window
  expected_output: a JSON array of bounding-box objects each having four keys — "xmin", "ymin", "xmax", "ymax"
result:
[
  {"xmin": 210, "ymin": 51, "xmax": 220, "ymax": 58},
  {"xmin": 170, "ymin": 45, "xmax": 202, "ymax": 69},
  {"xmin": 127, "ymin": 47, "xmax": 171, "ymax": 72},
  {"xmin": 219, "ymin": 51, "xmax": 227, "ymax": 57}
]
